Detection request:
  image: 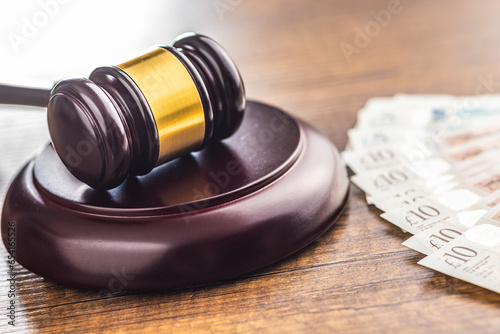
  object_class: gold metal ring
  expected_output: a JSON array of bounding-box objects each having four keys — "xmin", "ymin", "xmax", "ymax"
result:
[{"xmin": 117, "ymin": 48, "xmax": 205, "ymax": 165}]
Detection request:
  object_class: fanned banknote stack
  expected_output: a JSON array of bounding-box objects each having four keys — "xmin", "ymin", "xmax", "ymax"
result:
[{"xmin": 343, "ymin": 94, "xmax": 500, "ymax": 294}]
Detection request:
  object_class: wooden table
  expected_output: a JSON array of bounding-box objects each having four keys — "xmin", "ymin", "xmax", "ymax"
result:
[{"xmin": 2, "ymin": 0, "xmax": 500, "ymax": 332}]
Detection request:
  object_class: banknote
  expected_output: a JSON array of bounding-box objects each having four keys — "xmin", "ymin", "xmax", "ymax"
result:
[
  {"xmin": 345, "ymin": 94, "xmax": 500, "ymax": 294},
  {"xmin": 402, "ymin": 190, "xmax": 500, "ymax": 255},
  {"xmin": 418, "ymin": 203, "xmax": 500, "ymax": 294}
]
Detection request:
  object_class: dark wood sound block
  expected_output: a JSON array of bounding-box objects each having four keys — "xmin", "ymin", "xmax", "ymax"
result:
[{"xmin": 1, "ymin": 101, "xmax": 349, "ymax": 291}]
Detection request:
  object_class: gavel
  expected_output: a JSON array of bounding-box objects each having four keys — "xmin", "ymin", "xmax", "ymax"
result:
[{"xmin": 0, "ymin": 33, "xmax": 246, "ymax": 189}]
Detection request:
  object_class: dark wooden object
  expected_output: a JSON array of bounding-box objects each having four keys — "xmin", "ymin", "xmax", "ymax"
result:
[
  {"xmin": 47, "ymin": 33, "xmax": 245, "ymax": 189},
  {"xmin": 1, "ymin": 101, "xmax": 349, "ymax": 291},
  {"xmin": 0, "ymin": 84, "xmax": 50, "ymax": 107}
]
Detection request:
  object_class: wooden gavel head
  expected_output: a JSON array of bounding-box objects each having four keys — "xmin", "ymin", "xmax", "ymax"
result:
[{"xmin": 47, "ymin": 33, "xmax": 246, "ymax": 189}]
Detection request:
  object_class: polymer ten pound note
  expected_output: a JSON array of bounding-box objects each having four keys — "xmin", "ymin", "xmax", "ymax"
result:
[
  {"xmin": 343, "ymin": 93, "xmax": 500, "ymax": 294},
  {"xmin": 419, "ymin": 204, "xmax": 500, "ymax": 293}
]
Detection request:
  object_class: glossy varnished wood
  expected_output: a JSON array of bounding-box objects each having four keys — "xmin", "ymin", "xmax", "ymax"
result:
[
  {"xmin": 2, "ymin": 101, "xmax": 348, "ymax": 291},
  {"xmin": 3, "ymin": 0, "xmax": 500, "ymax": 333},
  {"xmin": 47, "ymin": 34, "xmax": 245, "ymax": 189}
]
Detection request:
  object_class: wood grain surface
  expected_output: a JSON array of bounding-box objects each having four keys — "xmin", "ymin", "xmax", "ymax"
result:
[{"xmin": 2, "ymin": 0, "xmax": 500, "ymax": 333}]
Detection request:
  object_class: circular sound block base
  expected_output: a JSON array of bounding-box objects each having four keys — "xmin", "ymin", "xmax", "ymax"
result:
[{"xmin": 1, "ymin": 101, "xmax": 349, "ymax": 291}]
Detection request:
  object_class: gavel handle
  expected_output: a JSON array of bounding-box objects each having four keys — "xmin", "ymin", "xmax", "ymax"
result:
[{"xmin": 0, "ymin": 83, "xmax": 51, "ymax": 108}]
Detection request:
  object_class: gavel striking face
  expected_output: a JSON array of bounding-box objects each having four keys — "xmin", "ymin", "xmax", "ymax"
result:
[{"xmin": 47, "ymin": 33, "xmax": 245, "ymax": 189}]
